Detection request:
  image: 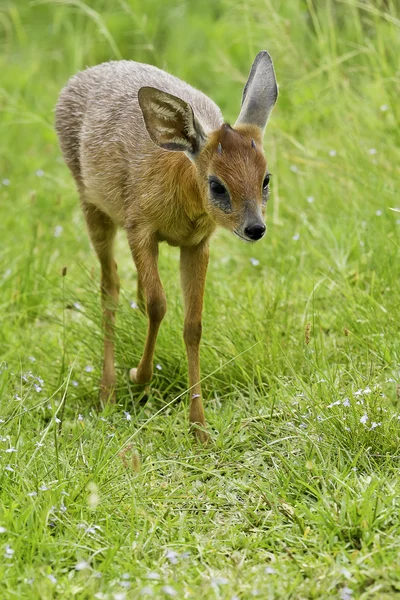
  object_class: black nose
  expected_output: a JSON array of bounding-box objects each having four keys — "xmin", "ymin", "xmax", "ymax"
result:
[{"xmin": 244, "ymin": 223, "xmax": 266, "ymax": 240}]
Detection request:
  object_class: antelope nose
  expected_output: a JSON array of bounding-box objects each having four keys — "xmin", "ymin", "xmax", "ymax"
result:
[{"xmin": 244, "ymin": 223, "xmax": 266, "ymax": 240}]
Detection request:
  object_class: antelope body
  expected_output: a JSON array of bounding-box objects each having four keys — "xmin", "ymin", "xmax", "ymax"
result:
[{"xmin": 55, "ymin": 52, "xmax": 278, "ymax": 442}]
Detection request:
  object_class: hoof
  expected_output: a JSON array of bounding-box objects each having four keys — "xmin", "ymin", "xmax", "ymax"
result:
[
  {"xmin": 129, "ymin": 367, "xmax": 151, "ymax": 385},
  {"xmin": 99, "ymin": 385, "xmax": 116, "ymax": 405},
  {"xmin": 192, "ymin": 425, "xmax": 209, "ymax": 445}
]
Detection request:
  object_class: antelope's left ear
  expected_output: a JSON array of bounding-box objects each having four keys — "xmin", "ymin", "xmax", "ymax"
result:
[{"xmin": 235, "ymin": 51, "xmax": 278, "ymax": 132}]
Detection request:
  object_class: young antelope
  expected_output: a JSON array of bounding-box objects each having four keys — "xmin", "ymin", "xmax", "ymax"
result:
[{"xmin": 55, "ymin": 51, "xmax": 278, "ymax": 442}]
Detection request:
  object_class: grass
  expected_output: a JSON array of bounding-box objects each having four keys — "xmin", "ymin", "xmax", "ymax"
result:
[{"xmin": 0, "ymin": 0, "xmax": 400, "ymax": 598}]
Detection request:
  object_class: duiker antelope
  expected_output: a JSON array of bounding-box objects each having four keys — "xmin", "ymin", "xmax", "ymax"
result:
[{"xmin": 55, "ymin": 51, "xmax": 278, "ymax": 442}]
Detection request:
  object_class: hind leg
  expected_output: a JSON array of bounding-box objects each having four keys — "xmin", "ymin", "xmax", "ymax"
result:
[{"xmin": 83, "ymin": 202, "xmax": 120, "ymax": 404}]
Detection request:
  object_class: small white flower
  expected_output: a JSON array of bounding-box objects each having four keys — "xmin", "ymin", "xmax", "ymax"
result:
[
  {"xmin": 161, "ymin": 587, "xmax": 177, "ymax": 597},
  {"xmin": 73, "ymin": 302, "xmax": 82, "ymax": 310},
  {"xmin": 78, "ymin": 414, "xmax": 83, "ymax": 421},
  {"xmin": 130, "ymin": 301, "xmax": 138, "ymax": 309},
  {"xmin": 27, "ymin": 491, "xmax": 37, "ymax": 497},
  {"xmin": 147, "ymin": 572, "xmax": 161, "ymax": 580},
  {"xmin": 72, "ymin": 380, "xmax": 79, "ymax": 387},
  {"xmin": 60, "ymin": 502, "xmax": 67, "ymax": 513},
  {"xmin": 140, "ymin": 588, "xmax": 154, "ymax": 596},
  {"xmin": 14, "ymin": 394, "xmax": 21, "ymax": 401},
  {"xmin": 47, "ymin": 574, "xmax": 57, "ymax": 584},
  {"xmin": 28, "ymin": 356, "xmax": 36, "ymax": 362},
  {"xmin": 329, "ymin": 149, "xmax": 337, "ymax": 157},
  {"xmin": 165, "ymin": 549, "xmax": 179, "ymax": 564},
  {"xmin": 328, "ymin": 400, "xmax": 341, "ymax": 408},
  {"xmin": 54, "ymin": 416, "xmax": 61, "ymax": 424},
  {"xmin": 343, "ymin": 398, "xmax": 351, "ymax": 407},
  {"xmin": 54, "ymin": 225, "xmax": 63, "ymax": 237},
  {"xmin": 124, "ymin": 412, "xmax": 132, "ymax": 422},
  {"xmin": 156, "ymin": 363, "xmax": 162, "ymax": 371},
  {"xmin": 290, "ymin": 165, "xmax": 298, "ymax": 173},
  {"xmin": 39, "ymin": 484, "xmax": 49, "ymax": 491},
  {"xmin": 120, "ymin": 581, "xmax": 131, "ymax": 589},
  {"xmin": 292, "ymin": 233, "xmax": 300, "ymax": 241},
  {"xmin": 368, "ymin": 148, "xmax": 377, "ymax": 155},
  {"xmin": 250, "ymin": 257, "xmax": 259, "ymax": 266},
  {"xmin": 4, "ymin": 544, "xmax": 14, "ymax": 557},
  {"xmin": 75, "ymin": 560, "xmax": 90, "ymax": 571},
  {"xmin": 376, "ymin": 210, "xmax": 382, "ymax": 217},
  {"xmin": 211, "ymin": 577, "xmax": 229, "ymax": 586},
  {"xmin": 307, "ymin": 196, "xmax": 314, "ymax": 204},
  {"xmin": 100, "ymin": 417, "xmax": 108, "ymax": 422},
  {"xmin": 5, "ymin": 465, "xmax": 14, "ymax": 472},
  {"xmin": 33, "ymin": 384, "xmax": 42, "ymax": 393},
  {"xmin": 2, "ymin": 178, "xmax": 10, "ymax": 186},
  {"xmin": 113, "ymin": 594, "xmax": 126, "ymax": 600},
  {"xmin": 380, "ymin": 104, "xmax": 388, "ymax": 111},
  {"xmin": 265, "ymin": 566, "xmax": 276, "ymax": 574},
  {"xmin": 370, "ymin": 422, "xmax": 381, "ymax": 430},
  {"xmin": 5, "ymin": 447, "xmax": 17, "ymax": 453},
  {"xmin": 340, "ymin": 586, "xmax": 353, "ymax": 600},
  {"xmin": 360, "ymin": 414, "xmax": 368, "ymax": 425},
  {"xmin": 0, "ymin": 526, "xmax": 7, "ymax": 533},
  {"xmin": 85, "ymin": 365, "xmax": 94, "ymax": 373},
  {"xmin": 36, "ymin": 169, "xmax": 44, "ymax": 177}
]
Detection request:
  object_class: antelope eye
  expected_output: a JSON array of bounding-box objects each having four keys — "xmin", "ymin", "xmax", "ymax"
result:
[
  {"xmin": 209, "ymin": 180, "xmax": 227, "ymax": 196},
  {"xmin": 263, "ymin": 175, "xmax": 270, "ymax": 190}
]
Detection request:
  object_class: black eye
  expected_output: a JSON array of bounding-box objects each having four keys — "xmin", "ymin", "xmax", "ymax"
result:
[
  {"xmin": 210, "ymin": 180, "xmax": 227, "ymax": 196},
  {"xmin": 263, "ymin": 175, "xmax": 270, "ymax": 190}
]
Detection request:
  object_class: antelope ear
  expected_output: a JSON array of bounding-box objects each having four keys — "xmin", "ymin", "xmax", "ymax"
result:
[
  {"xmin": 235, "ymin": 51, "xmax": 278, "ymax": 132},
  {"xmin": 138, "ymin": 87, "xmax": 207, "ymax": 158}
]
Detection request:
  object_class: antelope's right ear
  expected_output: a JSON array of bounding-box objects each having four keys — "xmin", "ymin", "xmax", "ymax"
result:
[
  {"xmin": 138, "ymin": 87, "xmax": 207, "ymax": 159},
  {"xmin": 235, "ymin": 51, "xmax": 278, "ymax": 132}
]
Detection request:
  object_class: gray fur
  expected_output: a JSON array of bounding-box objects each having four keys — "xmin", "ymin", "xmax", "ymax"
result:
[
  {"xmin": 235, "ymin": 51, "xmax": 278, "ymax": 131},
  {"xmin": 55, "ymin": 60, "xmax": 223, "ymax": 226}
]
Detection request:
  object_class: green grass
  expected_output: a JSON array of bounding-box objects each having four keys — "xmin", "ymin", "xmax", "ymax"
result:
[{"xmin": 1, "ymin": 0, "xmax": 400, "ymax": 598}]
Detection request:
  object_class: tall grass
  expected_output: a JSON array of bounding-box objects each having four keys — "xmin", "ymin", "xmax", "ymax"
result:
[{"xmin": 0, "ymin": 0, "xmax": 399, "ymax": 598}]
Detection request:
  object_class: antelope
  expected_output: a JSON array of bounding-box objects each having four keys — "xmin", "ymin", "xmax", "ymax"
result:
[{"xmin": 55, "ymin": 51, "xmax": 278, "ymax": 442}]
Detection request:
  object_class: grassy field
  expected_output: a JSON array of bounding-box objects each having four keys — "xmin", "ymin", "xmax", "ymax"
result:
[{"xmin": 1, "ymin": 0, "xmax": 400, "ymax": 598}]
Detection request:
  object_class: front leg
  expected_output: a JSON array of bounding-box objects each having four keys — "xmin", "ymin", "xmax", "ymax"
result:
[
  {"xmin": 180, "ymin": 242, "xmax": 209, "ymax": 443},
  {"xmin": 127, "ymin": 231, "xmax": 166, "ymax": 384}
]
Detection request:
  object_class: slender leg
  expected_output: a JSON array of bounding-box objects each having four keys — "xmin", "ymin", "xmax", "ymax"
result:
[
  {"xmin": 127, "ymin": 230, "xmax": 166, "ymax": 384},
  {"xmin": 180, "ymin": 242, "xmax": 209, "ymax": 443},
  {"xmin": 137, "ymin": 274, "xmax": 145, "ymax": 314},
  {"xmin": 83, "ymin": 202, "xmax": 120, "ymax": 404}
]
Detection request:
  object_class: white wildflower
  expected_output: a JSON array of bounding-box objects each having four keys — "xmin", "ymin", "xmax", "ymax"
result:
[
  {"xmin": 47, "ymin": 574, "xmax": 57, "ymax": 584},
  {"xmin": 307, "ymin": 196, "xmax": 314, "ymax": 204},
  {"xmin": 0, "ymin": 526, "xmax": 7, "ymax": 533},
  {"xmin": 380, "ymin": 104, "xmax": 388, "ymax": 111},
  {"xmin": 75, "ymin": 560, "xmax": 90, "ymax": 571},
  {"xmin": 376, "ymin": 210, "xmax": 382, "ymax": 216},
  {"xmin": 368, "ymin": 148, "xmax": 377, "ymax": 155},
  {"xmin": 161, "ymin": 587, "xmax": 177, "ymax": 597},
  {"xmin": 329, "ymin": 149, "xmax": 337, "ymax": 157},
  {"xmin": 360, "ymin": 414, "xmax": 368, "ymax": 425},
  {"xmin": 2, "ymin": 179, "xmax": 10, "ymax": 186},
  {"xmin": 54, "ymin": 225, "xmax": 63, "ymax": 237},
  {"xmin": 156, "ymin": 363, "xmax": 162, "ymax": 371},
  {"xmin": 165, "ymin": 549, "xmax": 179, "ymax": 564},
  {"xmin": 290, "ymin": 165, "xmax": 298, "ymax": 172},
  {"xmin": 130, "ymin": 301, "xmax": 138, "ymax": 309},
  {"xmin": 343, "ymin": 398, "xmax": 350, "ymax": 407},
  {"xmin": 250, "ymin": 257, "xmax": 259, "ymax": 266},
  {"xmin": 124, "ymin": 411, "xmax": 132, "ymax": 422}
]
